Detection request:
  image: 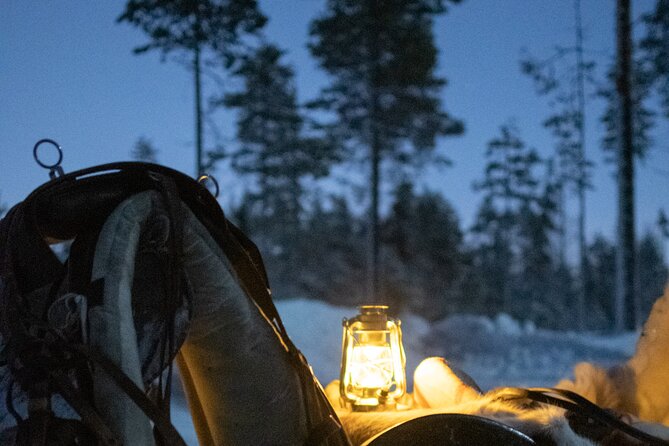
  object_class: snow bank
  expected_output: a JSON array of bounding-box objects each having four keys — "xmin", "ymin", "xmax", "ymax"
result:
[
  {"xmin": 277, "ymin": 299, "xmax": 636, "ymax": 391},
  {"xmin": 277, "ymin": 297, "xmax": 432, "ymax": 388},
  {"xmin": 426, "ymin": 312, "xmax": 636, "ymax": 390},
  {"xmin": 170, "ymin": 298, "xmax": 637, "ymax": 445}
]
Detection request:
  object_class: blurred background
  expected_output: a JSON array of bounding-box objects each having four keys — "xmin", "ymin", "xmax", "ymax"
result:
[{"xmin": 1, "ymin": 0, "xmax": 668, "ymax": 333}]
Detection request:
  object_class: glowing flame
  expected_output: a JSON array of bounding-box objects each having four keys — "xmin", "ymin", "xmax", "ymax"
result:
[
  {"xmin": 340, "ymin": 305, "xmax": 406, "ymax": 410},
  {"xmin": 349, "ymin": 345, "xmax": 394, "ymax": 389}
]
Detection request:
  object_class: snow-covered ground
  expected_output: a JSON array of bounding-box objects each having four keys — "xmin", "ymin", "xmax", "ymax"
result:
[
  {"xmin": 171, "ymin": 298, "xmax": 638, "ymax": 444},
  {"xmin": 278, "ymin": 298, "xmax": 637, "ymax": 390}
]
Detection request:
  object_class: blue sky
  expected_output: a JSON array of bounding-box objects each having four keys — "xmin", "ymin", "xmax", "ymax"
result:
[{"xmin": 1, "ymin": 1, "xmax": 668, "ymax": 253}]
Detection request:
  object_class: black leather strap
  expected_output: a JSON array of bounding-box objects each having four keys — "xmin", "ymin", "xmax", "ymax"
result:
[
  {"xmin": 51, "ymin": 370, "xmax": 121, "ymax": 446},
  {"xmin": 497, "ymin": 388, "xmax": 669, "ymax": 446},
  {"xmin": 150, "ymin": 173, "xmax": 185, "ymax": 442},
  {"xmin": 72, "ymin": 344, "xmax": 187, "ymax": 446},
  {"xmin": 305, "ymin": 415, "xmax": 345, "ymax": 446}
]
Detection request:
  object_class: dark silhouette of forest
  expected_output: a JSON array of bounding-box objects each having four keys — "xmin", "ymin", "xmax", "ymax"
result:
[{"xmin": 112, "ymin": 0, "xmax": 669, "ymax": 330}]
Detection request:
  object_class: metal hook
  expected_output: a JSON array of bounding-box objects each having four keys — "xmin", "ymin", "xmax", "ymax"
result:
[
  {"xmin": 33, "ymin": 139, "xmax": 65, "ymax": 180},
  {"xmin": 197, "ymin": 174, "xmax": 220, "ymax": 198}
]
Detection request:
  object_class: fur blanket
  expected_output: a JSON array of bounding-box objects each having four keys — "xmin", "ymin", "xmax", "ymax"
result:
[{"xmin": 327, "ymin": 286, "xmax": 669, "ymax": 446}]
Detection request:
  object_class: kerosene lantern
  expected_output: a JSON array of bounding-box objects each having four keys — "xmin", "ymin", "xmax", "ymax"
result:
[{"xmin": 339, "ymin": 305, "xmax": 406, "ymax": 411}]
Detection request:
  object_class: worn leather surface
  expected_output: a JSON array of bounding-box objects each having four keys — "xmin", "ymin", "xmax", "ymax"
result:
[{"xmin": 362, "ymin": 414, "xmax": 536, "ymax": 446}]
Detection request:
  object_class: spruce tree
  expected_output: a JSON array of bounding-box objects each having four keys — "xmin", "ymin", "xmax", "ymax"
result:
[
  {"xmin": 615, "ymin": 0, "xmax": 636, "ymax": 331},
  {"xmin": 471, "ymin": 124, "xmax": 543, "ymax": 318},
  {"xmin": 516, "ymin": 169, "xmax": 561, "ymax": 324},
  {"xmin": 598, "ymin": 63, "xmax": 656, "ymax": 161},
  {"xmin": 598, "ymin": 0, "xmax": 669, "ymax": 330},
  {"xmin": 520, "ymin": 0, "xmax": 595, "ymax": 330},
  {"xmin": 471, "ymin": 124, "xmax": 566, "ymax": 326},
  {"xmin": 586, "ymin": 235, "xmax": 617, "ymax": 328},
  {"xmin": 470, "ymin": 195, "xmax": 515, "ymax": 316},
  {"xmin": 131, "ymin": 136, "xmax": 159, "ymax": 162},
  {"xmin": 599, "ymin": 0, "xmax": 669, "ymax": 163},
  {"xmin": 637, "ymin": 232, "xmax": 668, "ymax": 324},
  {"xmin": 641, "ymin": 0, "xmax": 669, "ymax": 117},
  {"xmin": 585, "ymin": 232, "xmax": 667, "ymax": 330},
  {"xmin": 221, "ymin": 44, "xmax": 338, "ymax": 296},
  {"xmin": 308, "ymin": 0, "xmax": 464, "ymax": 302},
  {"xmin": 117, "ymin": 0, "xmax": 266, "ymax": 175},
  {"xmin": 474, "ymin": 124, "xmax": 541, "ymax": 209},
  {"xmin": 222, "ymin": 45, "xmax": 336, "ymax": 217},
  {"xmin": 298, "ymin": 196, "xmax": 367, "ymax": 305},
  {"xmin": 384, "ymin": 182, "xmax": 463, "ymax": 317}
]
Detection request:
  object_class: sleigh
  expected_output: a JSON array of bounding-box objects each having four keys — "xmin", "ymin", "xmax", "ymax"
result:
[{"xmin": 1, "ymin": 159, "xmax": 668, "ymax": 445}]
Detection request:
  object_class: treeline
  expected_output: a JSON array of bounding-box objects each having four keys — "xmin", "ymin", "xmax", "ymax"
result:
[
  {"xmin": 118, "ymin": 0, "xmax": 669, "ymax": 329},
  {"xmin": 232, "ymin": 123, "xmax": 667, "ymax": 330}
]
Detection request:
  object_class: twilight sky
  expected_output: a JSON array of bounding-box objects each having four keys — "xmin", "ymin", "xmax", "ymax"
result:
[{"xmin": 1, "ymin": 1, "xmax": 668, "ymax": 254}]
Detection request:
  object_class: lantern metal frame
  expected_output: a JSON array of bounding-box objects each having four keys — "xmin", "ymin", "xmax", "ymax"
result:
[{"xmin": 339, "ymin": 305, "xmax": 406, "ymax": 411}]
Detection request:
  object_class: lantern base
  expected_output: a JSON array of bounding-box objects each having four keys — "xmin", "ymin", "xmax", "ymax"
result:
[{"xmin": 349, "ymin": 399, "xmax": 397, "ymax": 412}]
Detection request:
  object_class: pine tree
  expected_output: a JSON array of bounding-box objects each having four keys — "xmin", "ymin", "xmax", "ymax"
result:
[
  {"xmin": 221, "ymin": 44, "xmax": 338, "ymax": 296},
  {"xmin": 586, "ymin": 235, "xmax": 617, "ymax": 329},
  {"xmin": 308, "ymin": 0, "xmax": 464, "ymax": 302},
  {"xmin": 599, "ymin": 0, "xmax": 669, "ymax": 166},
  {"xmin": 598, "ymin": 63, "xmax": 656, "ymax": 162},
  {"xmin": 641, "ymin": 0, "xmax": 669, "ymax": 118},
  {"xmin": 222, "ymin": 45, "xmax": 337, "ymax": 221},
  {"xmin": 471, "ymin": 124, "xmax": 544, "ymax": 318},
  {"xmin": 569, "ymin": 232, "xmax": 665, "ymax": 334},
  {"xmin": 600, "ymin": 0, "xmax": 669, "ymax": 330},
  {"xmin": 117, "ymin": 0, "xmax": 266, "ymax": 175},
  {"xmin": 297, "ymin": 196, "xmax": 367, "ymax": 305},
  {"xmin": 469, "ymin": 197, "xmax": 514, "ymax": 316},
  {"xmin": 383, "ymin": 182, "xmax": 463, "ymax": 318},
  {"xmin": 515, "ymin": 169, "xmax": 564, "ymax": 327},
  {"xmin": 615, "ymin": 0, "xmax": 636, "ymax": 331},
  {"xmin": 637, "ymin": 232, "xmax": 668, "ymax": 325},
  {"xmin": 470, "ymin": 125, "xmax": 567, "ymax": 326},
  {"xmin": 520, "ymin": 0, "xmax": 595, "ymax": 330},
  {"xmin": 474, "ymin": 124, "xmax": 541, "ymax": 210},
  {"xmin": 131, "ymin": 136, "xmax": 159, "ymax": 162}
]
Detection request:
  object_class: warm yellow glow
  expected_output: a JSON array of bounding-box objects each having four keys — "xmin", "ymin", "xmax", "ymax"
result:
[
  {"xmin": 340, "ymin": 305, "xmax": 406, "ymax": 410},
  {"xmin": 413, "ymin": 357, "xmax": 482, "ymax": 408},
  {"xmin": 350, "ymin": 344, "xmax": 394, "ymax": 389}
]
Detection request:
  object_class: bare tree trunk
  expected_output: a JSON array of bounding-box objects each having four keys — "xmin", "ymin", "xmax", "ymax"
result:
[
  {"xmin": 558, "ymin": 183, "xmax": 567, "ymax": 266},
  {"xmin": 546, "ymin": 159, "xmax": 567, "ymax": 266},
  {"xmin": 574, "ymin": 0, "xmax": 588, "ymax": 331},
  {"xmin": 194, "ymin": 44, "xmax": 203, "ymax": 176},
  {"xmin": 615, "ymin": 0, "xmax": 636, "ymax": 331}
]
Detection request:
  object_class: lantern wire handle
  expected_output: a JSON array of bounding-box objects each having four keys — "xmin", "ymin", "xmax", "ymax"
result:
[
  {"xmin": 33, "ymin": 139, "xmax": 65, "ymax": 180},
  {"xmin": 197, "ymin": 173, "xmax": 220, "ymax": 198}
]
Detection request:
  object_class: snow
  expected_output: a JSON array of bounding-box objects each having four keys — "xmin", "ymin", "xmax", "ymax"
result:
[
  {"xmin": 171, "ymin": 297, "xmax": 638, "ymax": 444},
  {"xmin": 171, "ymin": 407, "xmax": 200, "ymax": 446}
]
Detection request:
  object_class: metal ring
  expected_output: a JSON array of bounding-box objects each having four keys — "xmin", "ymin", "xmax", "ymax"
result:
[
  {"xmin": 197, "ymin": 174, "xmax": 220, "ymax": 198},
  {"xmin": 33, "ymin": 139, "xmax": 63, "ymax": 169}
]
